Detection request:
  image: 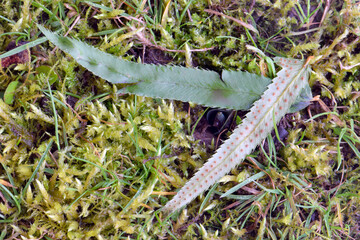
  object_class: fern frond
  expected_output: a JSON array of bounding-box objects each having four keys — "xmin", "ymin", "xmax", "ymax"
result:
[
  {"xmin": 163, "ymin": 57, "xmax": 312, "ymax": 213},
  {"xmin": 38, "ymin": 25, "xmax": 271, "ymax": 111}
]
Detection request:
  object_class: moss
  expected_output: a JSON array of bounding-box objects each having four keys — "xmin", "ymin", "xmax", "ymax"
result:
[{"xmin": 1, "ymin": 0, "xmax": 360, "ymax": 239}]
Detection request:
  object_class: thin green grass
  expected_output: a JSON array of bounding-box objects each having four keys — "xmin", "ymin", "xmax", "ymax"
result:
[
  {"xmin": 0, "ymin": 37, "xmax": 48, "ymax": 59},
  {"xmin": 22, "ymin": 139, "xmax": 53, "ymax": 199},
  {"xmin": 0, "ymin": 0, "xmax": 359, "ymax": 239}
]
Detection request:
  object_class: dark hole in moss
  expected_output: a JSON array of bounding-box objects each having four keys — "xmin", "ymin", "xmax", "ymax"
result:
[
  {"xmin": 88, "ymin": 17, "xmax": 99, "ymax": 32},
  {"xmin": 66, "ymin": 95, "xmax": 78, "ymax": 109},
  {"xmin": 39, "ymin": 10, "xmax": 50, "ymax": 23}
]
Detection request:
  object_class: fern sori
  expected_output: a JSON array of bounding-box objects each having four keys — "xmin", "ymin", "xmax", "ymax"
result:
[{"xmin": 163, "ymin": 57, "xmax": 312, "ymax": 213}]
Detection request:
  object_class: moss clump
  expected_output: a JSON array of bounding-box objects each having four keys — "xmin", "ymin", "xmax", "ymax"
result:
[{"xmin": 1, "ymin": 0, "xmax": 360, "ymax": 239}]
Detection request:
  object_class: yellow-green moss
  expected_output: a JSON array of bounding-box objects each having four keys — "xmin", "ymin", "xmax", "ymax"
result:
[{"xmin": 1, "ymin": 0, "xmax": 360, "ymax": 239}]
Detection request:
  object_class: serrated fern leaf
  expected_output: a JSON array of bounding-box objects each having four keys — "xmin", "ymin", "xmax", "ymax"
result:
[
  {"xmin": 163, "ymin": 57, "xmax": 312, "ymax": 213},
  {"xmin": 119, "ymin": 69, "xmax": 271, "ymax": 110},
  {"xmin": 38, "ymin": 25, "xmax": 271, "ymax": 110}
]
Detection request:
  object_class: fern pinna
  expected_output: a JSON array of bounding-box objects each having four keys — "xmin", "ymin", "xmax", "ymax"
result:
[{"xmin": 163, "ymin": 57, "xmax": 312, "ymax": 213}]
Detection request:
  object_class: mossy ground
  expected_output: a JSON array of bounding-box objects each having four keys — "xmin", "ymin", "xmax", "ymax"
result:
[{"xmin": 0, "ymin": 0, "xmax": 359, "ymax": 239}]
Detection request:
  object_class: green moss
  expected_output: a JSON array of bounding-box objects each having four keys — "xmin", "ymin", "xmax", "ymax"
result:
[{"xmin": 1, "ymin": 0, "xmax": 360, "ymax": 239}]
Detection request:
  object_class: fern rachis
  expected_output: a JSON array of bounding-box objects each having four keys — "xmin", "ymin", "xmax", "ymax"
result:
[{"xmin": 163, "ymin": 57, "xmax": 312, "ymax": 213}]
